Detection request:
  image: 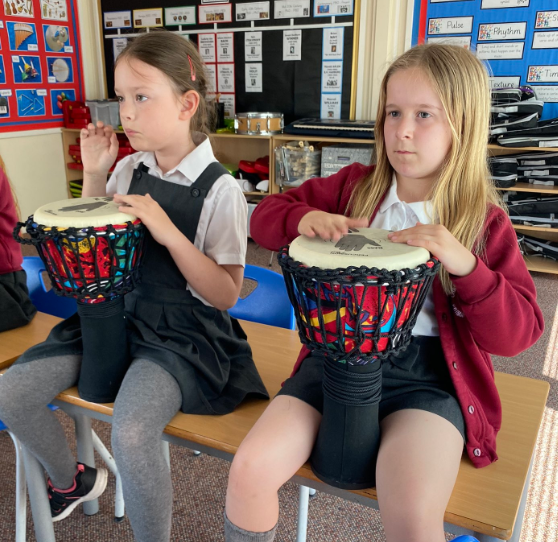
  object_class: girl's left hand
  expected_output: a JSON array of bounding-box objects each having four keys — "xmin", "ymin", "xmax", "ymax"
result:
[
  {"xmin": 113, "ymin": 193, "xmax": 180, "ymax": 247},
  {"xmin": 387, "ymin": 223, "xmax": 477, "ymax": 277}
]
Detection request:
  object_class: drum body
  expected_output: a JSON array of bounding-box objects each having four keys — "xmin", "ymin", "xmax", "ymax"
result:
[
  {"xmin": 278, "ymin": 229, "xmax": 440, "ymax": 489},
  {"xmin": 235, "ymin": 112, "xmax": 284, "ymax": 135},
  {"xmin": 14, "ymin": 197, "xmax": 147, "ymax": 402}
]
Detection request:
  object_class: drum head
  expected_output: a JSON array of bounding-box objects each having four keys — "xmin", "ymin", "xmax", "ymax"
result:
[
  {"xmin": 289, "ymin": 228, "xmax": 430, "ymax": 271},
  {"xmin": 34, "ymin": 197, "xmax": 137, "ymax": 228}
]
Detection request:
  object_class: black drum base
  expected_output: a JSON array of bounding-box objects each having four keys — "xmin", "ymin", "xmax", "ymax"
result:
[
  {"xmin": 310, "ymin": 359, "xmax": 382, "ymax": 490},
  {"xmin": 77, "ymin": 296, "xmax": 130, "ymax": 403}
]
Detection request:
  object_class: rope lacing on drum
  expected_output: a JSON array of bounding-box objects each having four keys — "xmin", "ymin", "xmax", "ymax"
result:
[{"xmin": 13, "ymin": 216, "xmax": 146, "ymax": 302}]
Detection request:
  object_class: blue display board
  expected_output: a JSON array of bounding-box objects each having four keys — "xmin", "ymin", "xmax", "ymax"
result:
[{"xmin": 412, "ymin": 0, "xmax": 558, "ymax": 120}]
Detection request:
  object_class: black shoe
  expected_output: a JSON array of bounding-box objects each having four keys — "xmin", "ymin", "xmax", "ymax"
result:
[{"xmin": 48, "ymin": 462, "xmax": 108, "ymax": 522}]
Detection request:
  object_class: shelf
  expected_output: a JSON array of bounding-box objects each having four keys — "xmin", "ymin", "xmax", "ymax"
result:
[
  {"xmin": 273, "ymin": 133, "xmax": 374, "ymax": 145},
  {"xmin": 512, "ymin": 224, "xmax": 558, "ymax": 233},
  {"xmin": 488, "ymin": 144, "xmax": 558, "ymax": 154},
  {"xmin": 523, "ymin": 255, "xmax": 558, "ymax": 275},
  {"xmin": 497, "ymin": 182, "xmax": 558, "ymax": 194}
]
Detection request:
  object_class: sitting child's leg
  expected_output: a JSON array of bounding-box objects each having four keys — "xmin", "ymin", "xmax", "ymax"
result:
[
  {"xmin": 225, "ymin": 395, "xmax": 321, "ymax": 541},
  {"xmin": 0, "ymin": 355, "xmax": 81, "ymax": 487},
  {"xmin": 111, "ymin": 358, "xmax": 182, "ymax": 542},
  {"xmin": 376, "ymin": 409, "xmax": 464, "ymax": 542}
]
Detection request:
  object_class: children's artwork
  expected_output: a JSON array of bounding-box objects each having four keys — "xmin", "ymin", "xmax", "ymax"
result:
[
  {"xmin": 0, "ymin": 56, "xmax": 5, "ymax": 84},
  {"xmin": 3, "ymin": 0, "xmax": 34, "ymax": 17},
  {"xmin": 49, "ymin": 87, "xmax": 75, "ymax": 115},
  {"xmin": 40, "ymin": 0, "xmax": 68, "ymax": 21},
  {"xmin": 12, "ymin": 55, "xmax": 42, "ymax": 83},
  {"xmin": 7, "ymin": 21, "xmax": 38, "ymax": 51},
  {"xmin": 47, "ymin": 56, "xmax": 73, "ymax": 82},
  {"xmin": 43, "ymin": 25, "xmax": 70, "ymax": 52},
  {"xmin": 16, "ymin": 89, "xmax": 46, "ymax": 117}
]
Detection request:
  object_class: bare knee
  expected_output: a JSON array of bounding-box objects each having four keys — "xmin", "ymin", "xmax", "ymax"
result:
[{"xmin": 228, "ymin": 444, "xmax": 280, "ymax": 497}]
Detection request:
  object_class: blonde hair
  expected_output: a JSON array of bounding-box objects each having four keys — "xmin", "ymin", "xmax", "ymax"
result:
[
  {"xmin": 115, "ymin": 30, "xmax": 214, "ymax": 135},
  {"xmin": 0, "ymin": 155, "xmax": 20, "ymax": 219},
  {"xmin": 349, "ymin": 43, "xmax": 503, "ymax": 294}
]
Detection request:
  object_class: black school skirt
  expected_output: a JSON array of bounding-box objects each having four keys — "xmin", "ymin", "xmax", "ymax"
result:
[
  {"xmin": 278, "ymin": 335, "xmax": 466, "ymax": 441},
  {"xmin": 0, "ymin": 269, "xmax": 36, "ymax": 332}
]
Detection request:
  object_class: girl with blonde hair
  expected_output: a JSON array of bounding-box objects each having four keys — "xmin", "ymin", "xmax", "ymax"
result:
[{"xmin": 225, "ymin": 44, "xmax": 544, "ymax": 542}]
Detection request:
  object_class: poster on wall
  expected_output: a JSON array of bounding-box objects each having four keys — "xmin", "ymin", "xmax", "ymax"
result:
[
  {"xmin": 412, "ymin": 0, "xmax": 558, "ymax": 119},
  {"xmin": 0, "ymin": 0, "xmax": 84, "ymax": 131}
]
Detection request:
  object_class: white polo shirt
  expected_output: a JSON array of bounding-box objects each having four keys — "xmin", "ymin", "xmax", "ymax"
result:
[
  {"xmin": 106, "ymin": 132, "xmax": 248, "ymax": 306},
  {"xmin": 370, "ymin": 176, "xmax": 439, "ymax": 336}
]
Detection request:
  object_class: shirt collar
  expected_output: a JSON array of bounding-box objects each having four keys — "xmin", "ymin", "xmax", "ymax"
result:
[
  {"xmin": 379, "ymin": 174, "xmax": 434, "ymax": 224},
  {"xmin": 128, "ymin": 132, "xmax": 214, "ymax": 182}
]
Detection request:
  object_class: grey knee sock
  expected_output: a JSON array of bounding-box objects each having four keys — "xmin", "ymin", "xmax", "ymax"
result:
[
  {"xmin": 111, "ymin": 359, "xmax": 182, "ymax": 542},
  {"xmin": 0, "ymin": 355, "xmax": 81, "ymax": 488},
  {"xmin": 224, "ymin": 513, "xmax": 277, "ymax": 542}
]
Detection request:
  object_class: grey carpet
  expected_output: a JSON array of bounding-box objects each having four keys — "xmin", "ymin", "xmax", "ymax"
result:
[{"xmin": 1, "ymin": 239, "xmax": 556, "ymax": 541}]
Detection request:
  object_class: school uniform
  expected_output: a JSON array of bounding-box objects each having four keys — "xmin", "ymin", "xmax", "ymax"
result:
[
  {"xmin": 251, "ymin": 162, "xmax": 544, "ymax": 468},
  {"xmin": 0, "ymin": 168, "xmax": 36, "ymax": 332},
  {"xmin": 16, "ymin": 133, "xmax": 268, "ymax": 413}
]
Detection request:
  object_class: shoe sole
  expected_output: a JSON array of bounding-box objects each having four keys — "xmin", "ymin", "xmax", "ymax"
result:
[{"xmin": 52, "ymin": 467, "xmax": 109, "ymax": 523}]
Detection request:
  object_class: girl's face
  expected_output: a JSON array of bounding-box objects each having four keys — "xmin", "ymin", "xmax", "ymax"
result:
[
  {"xmin": 383, "ymin": 68, "xmax": 452, "ymax": 195},
  {"xmin": 115, "ymin": 57, "xmax": 189, "ymax": 156}
]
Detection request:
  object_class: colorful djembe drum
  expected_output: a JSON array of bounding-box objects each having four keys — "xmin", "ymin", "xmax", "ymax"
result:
[
  {"xmin": 14, "ymin": 197, "xmax": 146, "ymax": 403},
  {"xmin": 278, "ymin": 228, "xmax": 440, "ymax": 489}
]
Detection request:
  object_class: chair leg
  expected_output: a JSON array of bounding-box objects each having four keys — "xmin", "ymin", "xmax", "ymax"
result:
[
  {"xmin": 8, "ymin": 432, "xmax": 27, "ymax": 542},
  {"xmin": 21, "ymin": 445, "xmax": 56, "ymax": 542},
  {"xmin": 91, "ymin": 430, "xmax": 125, "ymax": 521},
  {"xmin": 296, "ymin": 485, "xmax": 310, "ymax": 542},
  {"xmin": 269, "ymin": 251, "xmax": 275, "ymax": 267},
  {"xmin": 162, "ymin": 440, "xmax": 171, "ymax": 470},
  {"xmin": 73, "ymin": 413, "xmax": 99, "ymax": 516}
]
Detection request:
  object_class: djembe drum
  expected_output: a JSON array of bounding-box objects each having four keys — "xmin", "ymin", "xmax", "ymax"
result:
[
  {"xmin": 278, "ymin": 228, "xmax": 440, "ymax": 489},
  {"xmin": 14, "ymin": 197, "xmax": 146, "ymax": 403}
]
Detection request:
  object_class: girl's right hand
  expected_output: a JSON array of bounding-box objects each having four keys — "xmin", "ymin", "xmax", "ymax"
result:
[
  {"xmin": 298, "ymin": 211, "xmax": 369, "ymax": 242},
  {"xmin": 80, "ymin": 121, "xmax": 119, "ymax": 176}
]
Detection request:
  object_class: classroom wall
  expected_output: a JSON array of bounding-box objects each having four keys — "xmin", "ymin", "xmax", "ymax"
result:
[{"xmin": 2, "ymin": 0, "xmax": 408, "ymax": 219}]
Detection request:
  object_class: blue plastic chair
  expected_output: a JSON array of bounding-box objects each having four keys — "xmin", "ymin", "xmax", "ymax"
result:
[
  {"xmin": 21, "ymin": 256, "xmax": 77, "ymax": 318},
  {"xmin": 452, "ymin": 537, "xmax": 479, "ymax": 542},
  {"xmin": 230, "ymin": 264, "xmax": 296, "ymax": 330}
]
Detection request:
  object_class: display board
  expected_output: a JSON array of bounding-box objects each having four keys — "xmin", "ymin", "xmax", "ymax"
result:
[
  {"xmin": 100, "ymin": 0, "xmax": 358, "ymax": 125},
  {"xmin": 0, "ymin": 0, "xmax": 84, "ymax": 132},
  {"xmin": 412, "ymin": 0, "xmax": 558, "ymax": 120}
]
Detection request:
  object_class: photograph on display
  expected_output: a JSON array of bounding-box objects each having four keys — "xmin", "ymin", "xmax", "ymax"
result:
[
  {"xmin": 16, "ymin": 89, "xmax": 45, "ymax": 117},
  {"xmin": 40, "ymin": 0, "xmax": 68, "ymax": 21},
  {"xmin": 12, "ymin": 55, "xmax": 42, "ymax": 83},
  {"xmin": 0, "ymin": 56, "xmax": 5, "ymax": 83},
  {"xmin": 0, "ymin": 96, "xmax": 9, "ymax": 117},
  {"xmin": 43, "ymin": 25, "xmax": 71, "ymax": 52},
  {"xmin": 164, "ymin": 6, "xmax": 196, "ymax": 26},
  {"xmin": 50, "ymin": 87, "xmax": 75, "ymax": 115},
  {"xmin": 46, "ymin": 56, "xmax": 73, "ymax": 83},
  {"xmin": 7, "ymin": 22, "xmax": 38, "ymax": 51},
  {"xmin": 3, "ymin": 0, "xmax": 33, "ymax": 17}
]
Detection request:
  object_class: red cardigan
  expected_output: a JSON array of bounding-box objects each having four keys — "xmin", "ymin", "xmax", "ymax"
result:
[
  {"xmin": 251, "ymin": 163, "xmax": 545, "ymax": 468},
  {"xmin": 0, "ymin": 168, "xmax": 23, "ymax": 275}
]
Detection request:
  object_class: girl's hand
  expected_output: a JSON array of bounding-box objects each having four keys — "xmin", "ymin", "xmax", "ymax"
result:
[
  {"xmin": 388, "ymin": 223, "xmax": 477, "ymax": 277},
  {"xmin": 113, "ymin": 193, "xmax": 180, "ymax": 247},
  {"xmin": 80, "ymin": 121, "xmax": 119, "ymax": 176},
  {"xmin": 298, "ymin": 211, "xmax": 369, "ymax": 242}
]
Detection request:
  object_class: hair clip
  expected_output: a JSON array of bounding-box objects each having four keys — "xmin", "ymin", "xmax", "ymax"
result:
[{"xmin": 187, "ymin": 55, "xmax": 196, "ymax": 82}]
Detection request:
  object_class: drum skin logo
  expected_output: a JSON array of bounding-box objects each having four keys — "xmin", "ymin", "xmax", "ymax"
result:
[{"xmin": 334, "ymin": 234, "xmax": 380, "ymax": 252}]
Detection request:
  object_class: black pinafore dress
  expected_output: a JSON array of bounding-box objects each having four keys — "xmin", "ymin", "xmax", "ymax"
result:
[{"xmin": 16, "ymin": 162, "xmax": 269, "ymax": 415}]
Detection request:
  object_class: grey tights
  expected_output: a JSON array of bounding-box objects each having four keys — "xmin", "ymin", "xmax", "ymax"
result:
[
  {"xmin": 224, "ymin": 513, "xmax": 277, "ymax": 542},
  {"xmin": 0, "ymin": 356, "xmax": 182, "ymax": 542}
]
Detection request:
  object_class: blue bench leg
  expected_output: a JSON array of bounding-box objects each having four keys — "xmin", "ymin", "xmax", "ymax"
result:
[
  {"xmin": 73, "ymin": 413, "xmax": 99, "ymax": 516},
  {"xmin": 21, "ymin": 445, "xmax": 56, "ymax": 542}
]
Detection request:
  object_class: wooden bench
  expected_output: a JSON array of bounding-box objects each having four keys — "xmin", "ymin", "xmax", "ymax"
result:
[{"xmin": 0, "ymin": 313, "xmax": 549, "ymax": 542}]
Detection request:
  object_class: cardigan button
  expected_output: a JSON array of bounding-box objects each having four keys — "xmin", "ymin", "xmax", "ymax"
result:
[
  {"xmin": 134, "ymin": 170, "xmax": 142, "ymax": 179},
  {"xmin": 452, "ymin": 362, "xmax": 458, "ymax": 370},
  {"xmin": 468, "ymin": 405, "xmax": 475, "ymax": 414},
  {"xmin": 473, "ymin": 448, "xmax": 482, "ymax": 457}
]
